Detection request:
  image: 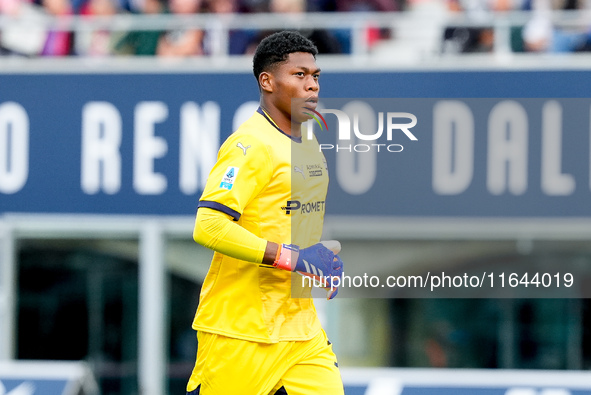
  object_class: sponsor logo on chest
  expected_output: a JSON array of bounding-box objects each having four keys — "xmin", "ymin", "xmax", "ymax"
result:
[{"xmin": 293, "ymin": 163, "xmax": 324, "ymax": 179}]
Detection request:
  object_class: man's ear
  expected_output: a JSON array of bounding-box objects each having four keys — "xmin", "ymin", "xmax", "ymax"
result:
[{"xmin": 259, "ymin": 71, "xmax": 273, "ymax": 93}]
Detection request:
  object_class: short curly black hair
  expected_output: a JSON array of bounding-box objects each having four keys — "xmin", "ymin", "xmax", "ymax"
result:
[{"xmin": 253, "ymin": 31, "xmax": 318, "ymax": 82}]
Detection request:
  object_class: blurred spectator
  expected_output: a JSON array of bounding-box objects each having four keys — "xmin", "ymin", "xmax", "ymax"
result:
[
  {"xmin": 368, "ymin": 0, "xmax": 445, "ymax": 59},
  {"xmin": 75, "ymin": 0, "xmax": 123, "ymax": 56},
  {"xmin": 441, "ymin": 0, "xmax": 499, "ymax": 53},
  {"xmin": 156, "ymin": 0, "xmax": 204, "ymax": 56},
  {"xmin": 522, "ymin": 0, "xmax": 588, "ymax": 52},
  {"xmin": 0, "ymin": 0, "xmax": 48, "ymax": 56},
  {"xmin": 270, "ymin": 0, "xmax": 305, "ymax": 12},
  {"xmin": 0, "ymin": 0, "xmax": 74, "ymax": 56},
  {"xmin": 206, "ymin": 0, "xmax": 234, "ymax": 12},
  {"xmin": 306, "ymin": 0, "xmax": 337, "ymax": 11},
  {"xmin": 336, "ymin": 0, "xmax": 397, "ymax": 50},
  {"xmin": 202, "ymin": 0, "xmax": 255, "ymax": 55},
  {"xmin": 238, "ymin": 0, "xmax": 267, "ymax": 12},
  {"xmin": 522, "ymin": 12, "xmax": 553, "ymax": 51},
  {"xmin": 245, "ymin": 0, "xmax": 343, "ymax": 54},
  {"xmin": 575, "ymin": 30, "xmax": 591, "ymax": 52},
  {"xmin": 0, "ymin": 0, "xmax": 21, "ymax": 15},
  {"xmin": 335, "ymin": 0, "xmax": 397, "ymax": 11},
  {"xmin": 113, "ymin": 0, "xmax": 166, "ymax": 55},
  {"xmin": 40, "ymin": 0, "xmax": 73, "ymax": 56}
]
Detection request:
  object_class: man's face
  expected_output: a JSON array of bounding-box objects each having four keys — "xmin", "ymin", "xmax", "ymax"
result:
[{"xmin": 270, "ymin": 51, "xmax": 320, "ymax": 124}]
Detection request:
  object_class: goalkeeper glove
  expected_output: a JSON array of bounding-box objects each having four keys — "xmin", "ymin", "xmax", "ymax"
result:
[{"xmin": 273, "ymin": 241, "xmax": 344, "ymax": 300}]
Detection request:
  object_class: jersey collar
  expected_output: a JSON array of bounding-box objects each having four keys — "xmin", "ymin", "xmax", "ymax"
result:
[{"xmin": 257, "ymin": 107, "xmax": 302, "ymax": 143}]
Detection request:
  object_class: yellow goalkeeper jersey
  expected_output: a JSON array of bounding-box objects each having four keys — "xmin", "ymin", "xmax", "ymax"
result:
[{"xmin": 192, "ymin": 108, "xmax": 329, "ymax": 343}]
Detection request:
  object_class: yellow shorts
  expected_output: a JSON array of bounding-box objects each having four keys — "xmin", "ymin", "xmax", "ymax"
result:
[{"xmin": 186, "ymin": 329, "xmax": 344, "ymax": 395}]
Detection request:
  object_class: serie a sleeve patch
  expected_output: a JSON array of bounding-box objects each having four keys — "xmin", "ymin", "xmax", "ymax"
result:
[{"xmin": 219, "ymin": 166, "xmax": 240, "ymax": 190}]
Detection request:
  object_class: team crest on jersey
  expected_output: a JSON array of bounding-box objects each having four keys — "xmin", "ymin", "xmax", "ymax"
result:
[{"xmin": 220, "ymin": 166, "xmax": 239, "ymax": 190}]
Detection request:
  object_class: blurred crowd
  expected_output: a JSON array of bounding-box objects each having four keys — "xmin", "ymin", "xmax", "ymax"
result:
[
  {"xmin": 0, "ymin": 0, "xmax": 591, "ymax": 57},
  {"xmin": 442, "ymin": 0, "xmax": 591, "ymax": 53}
]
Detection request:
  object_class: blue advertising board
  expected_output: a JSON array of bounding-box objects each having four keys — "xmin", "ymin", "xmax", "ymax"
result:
[
  {"xmin": 0, "ymin": 71, "xmax": 590, "ymax": 217},
  {"xmin": 315, "ymin": 97, "xmax": 591, "ymax": 217},
  {"xmin": 0, "ymin": 378, "xmax": 69, "ymax": 395},
  {"xmin": 344, "ymin": 387, "xmax": 591, "ymax": 395},
  {"xmin": 0, "ymin": 360, "xmax": 97, "ymax": 395},
  {"xmin": 340, "ymin": 367, "xmax": 591, "ymax": 395}
]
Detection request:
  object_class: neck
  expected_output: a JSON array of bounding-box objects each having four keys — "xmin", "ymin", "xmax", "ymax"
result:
[{"xmin": 260, "ymin": 101, "xmax": 301, "ymax": 138}]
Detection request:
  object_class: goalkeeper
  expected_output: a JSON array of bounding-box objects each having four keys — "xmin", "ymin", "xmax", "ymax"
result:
[{"xmin": 186, "ymin": 31, "xmax": 344, "ymax": 395}]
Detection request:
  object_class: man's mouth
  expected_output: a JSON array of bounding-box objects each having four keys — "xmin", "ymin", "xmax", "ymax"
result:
[{"xmin": 304, "ymin": 97, "xmax": 318, "ymax": 110}]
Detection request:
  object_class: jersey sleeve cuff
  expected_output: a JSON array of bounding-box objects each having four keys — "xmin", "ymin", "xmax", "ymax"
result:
[{"xmin": 198, "ymin": 201, "xmax": 241, "ymax": 221}]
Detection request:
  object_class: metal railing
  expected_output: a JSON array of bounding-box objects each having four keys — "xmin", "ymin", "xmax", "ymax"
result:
[{"xmin": 1, "ymin": 10, "xmax": 591, "ymax": 67}]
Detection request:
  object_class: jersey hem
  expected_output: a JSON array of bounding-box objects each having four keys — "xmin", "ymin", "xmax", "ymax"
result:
[{"xmin": 191, "ymin": 324, "xmax": 322, "ymax": 344}]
